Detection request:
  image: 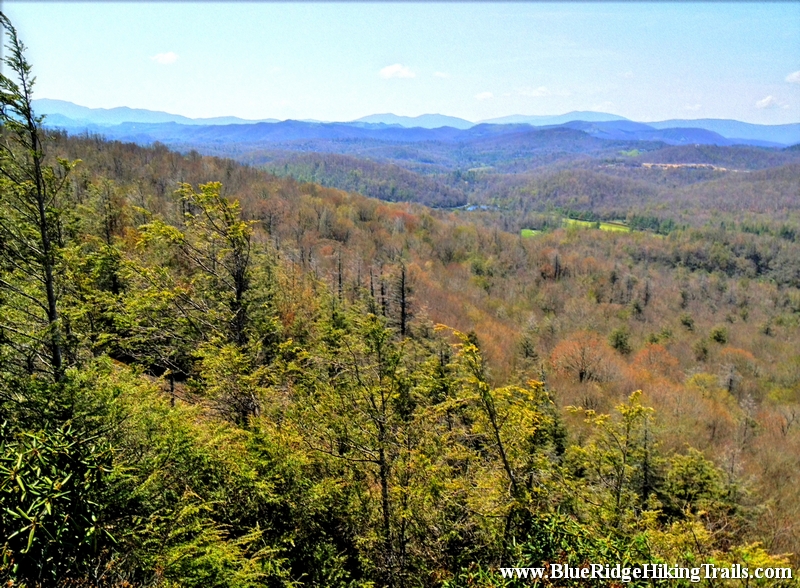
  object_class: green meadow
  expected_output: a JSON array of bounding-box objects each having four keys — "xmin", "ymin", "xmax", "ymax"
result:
[
  {"xmin": 522, "ymin": 219, "xmax": 631, "ymax": 237},
  {"xmin": 563, "ymin": 218, "xmax": 632, "ymax": 232}
]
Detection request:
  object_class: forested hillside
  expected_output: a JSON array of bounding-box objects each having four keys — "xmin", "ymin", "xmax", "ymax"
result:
[
  {"xmin": 173, "ymin": 128, "xmax": 800, "ymax": 235},
  {"xmin": 2, "ymin": 18, "xmax": 800, "ymax": 588},
  {"xmin": 263, "ymin": 152, "xmax": 467, "ymax": 208},
  {"xmin": 40, "ymin": 94, "xmax": 800, "ymax": 236}
]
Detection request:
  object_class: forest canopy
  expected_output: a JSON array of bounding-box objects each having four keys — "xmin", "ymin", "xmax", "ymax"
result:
[{"xmin": 1, "ymin": 14, "xmax": 799, "ymax": 588}]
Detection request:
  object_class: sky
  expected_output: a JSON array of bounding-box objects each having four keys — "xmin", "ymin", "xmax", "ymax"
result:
[{"xmin": 3, "ymin": 2, "xmax": 799, "ymax": 124}]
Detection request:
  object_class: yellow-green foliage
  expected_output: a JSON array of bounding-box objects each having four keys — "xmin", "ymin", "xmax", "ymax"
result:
[
  {"xmin": 1, "ymin": 113, "xmax": 798, "ymax": 587},
  {"xmin": 563, "ymin": 218, "xmax": 632, "ymax": 232}
]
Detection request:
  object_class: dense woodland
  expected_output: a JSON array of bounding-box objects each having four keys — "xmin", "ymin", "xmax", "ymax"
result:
[
  {"xmin": 221, "ymin": 127, "xmax": 800, "ymax": 234},
  {"xmin": 2, "ymin": 17, "xmax": 800, "ymax": 587}
]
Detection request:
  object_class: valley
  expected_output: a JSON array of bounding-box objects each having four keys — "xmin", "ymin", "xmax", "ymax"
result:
[{"xmin": 1, "ymin": 11, "xmax": 799, "ymax": 586}]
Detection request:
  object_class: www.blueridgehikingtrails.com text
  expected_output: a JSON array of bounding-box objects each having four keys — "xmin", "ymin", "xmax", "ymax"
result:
[{"xmin": 499, "ymin": 564, "xmax": 793, "ymax": 583}]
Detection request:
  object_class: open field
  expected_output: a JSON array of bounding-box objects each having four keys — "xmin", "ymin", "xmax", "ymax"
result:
[
  {"xmin": 522, "ymin": 218, "xmax": 632, "ymax": 237},
  {"xmin": 563, "ymin": 218, "xmax": 632, "ymax": 232}
]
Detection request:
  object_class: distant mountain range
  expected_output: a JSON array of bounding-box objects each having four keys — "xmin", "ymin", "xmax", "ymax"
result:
[
  {"xmin": 352, "ymin": 111, "xmax": 632, "ymax": 130},
  {"xmin": 480, "ymin": 111, "xmax": 629, "ymax": 126},
  {"xmin": 34, "ymin": 99, "xmax": 800, "ymax": 147},
  {"xmin": 353, "ymin": 113, "xmax": 474, "ymax": 129},
  {"xmin": 553, "ymin": 120, "xmax": 784, "ymax": 148},
  {"xmin": 646, "ymin": 119, "xmax": 800, "ymax": 147},
  {"xmin": 33, "ymin": 98, "xmax": 279, "ymax": 127}
]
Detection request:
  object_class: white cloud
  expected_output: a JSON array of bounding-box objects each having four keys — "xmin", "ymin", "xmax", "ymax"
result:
[
  {"xmin": 619, "ymin": 71, "xmax": 635, "ymax": 79},
  {"xmin": 379, "ymin": 64, "xmax": 415, "ymax": 79},
  {"xmin": 786, "ymin": 70, "xmax": 800, "ymax": 83},
  {"xmin": 151, "ymin": 51, "xmax": 178, "ymax": 65},
  {"xmin": 520, "ymin": 86, "xmax": 551, "ymax": 98},
  {"xmin": 475, "ymin": 91, "xmax": 493, "ymax": 101},
  {"xmin": 685, "ymin": 104, "xmax": 702, "ymax": 112},
  {"xmin": 755, "ymin": 95, "xmax": 786, "ymax": 109},
  {"xmin": 434, "ymin": 71, "xmax": 450, "ymax": 78}
]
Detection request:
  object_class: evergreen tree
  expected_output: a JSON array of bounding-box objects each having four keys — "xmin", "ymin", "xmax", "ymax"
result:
[{"xmin": 0, "ymin": 13, "xmax": 76, "ymax": 382}]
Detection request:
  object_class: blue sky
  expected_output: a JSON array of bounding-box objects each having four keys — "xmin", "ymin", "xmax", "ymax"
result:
[{"xmin": 4, "ymin": 2, "xmax": 799, "ymax": 124}]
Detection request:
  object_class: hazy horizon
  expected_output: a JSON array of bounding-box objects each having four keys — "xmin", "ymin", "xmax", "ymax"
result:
[
  {"xmin": 30, "ymin": 97, "xmax": 800, "ymax": 127},
  {"xmin": 5, "ymin": 2, "xmax": 800, "ymax": 125}
]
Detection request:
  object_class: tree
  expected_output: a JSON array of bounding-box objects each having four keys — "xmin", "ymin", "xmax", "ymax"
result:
[
  {"xmin": 0, "ymin": 13, "xmax": 76, "ymax": 382},
  {"xmin": 631, "ymin": 343, "xmax": 680, "ymax": 382},
  {"xmin": 392, "ymin": 262, "xmax": 413, "ymax": 337},
  {"xmin": 568, "ymin": 391, "xmax": 662, "ymax": 529},
  {"xmin": 138, "ymin": 182, "xmax": 254, "ymax": 346},
  {"xmin": 448, "ymin": 328, "xmax": 566, "ymax": 557},
  {"xmin": 550, "ymin": 331, "xmax": 614, "ymax": 383},
  {"xmin": 295, "ymin": 308, "xmax": 412, "ymax": 586},
  {"xmin": 608, "ymin": 327, "xmax": 632, "ymax": 356},
  {"xmin": 124, "ymin": 182, "xmax": 280, "ymax": 421}
]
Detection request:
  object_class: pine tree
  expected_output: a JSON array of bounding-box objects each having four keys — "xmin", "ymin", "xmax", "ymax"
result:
[{"xmin": 0, "ymin": 13, "xmax": 77, "ymax": 382}]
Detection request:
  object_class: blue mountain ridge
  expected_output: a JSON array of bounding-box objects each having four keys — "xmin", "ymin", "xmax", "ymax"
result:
[
  {"xmin": 33, "ymin": 98, "xmax": 279, "ymax": 126},
  {"xmin": 353, "ymin": 113, "xmax": 474, "ymax": 129},
  {"xmin": 479, "ymin": 112, "xmax": 629, "ymax": 126},
  {"xmin": 647, "ymin": 119, "xmax": 800, "ymax": 147},
  {"xmin": 34, "ymin": 99, "xmax": 799, "ymax": 147}
]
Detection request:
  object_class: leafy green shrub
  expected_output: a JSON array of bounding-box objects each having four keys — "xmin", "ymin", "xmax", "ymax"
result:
[{"xmin": 0, "ymin": 421, "xmax": 115, "ymax": 584}]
